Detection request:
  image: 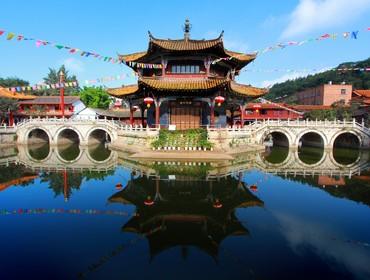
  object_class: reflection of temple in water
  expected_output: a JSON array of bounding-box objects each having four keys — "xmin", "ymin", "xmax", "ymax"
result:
[{"xmin": 109, "ymin": 173, "xmax": 263, "ymax": 259}]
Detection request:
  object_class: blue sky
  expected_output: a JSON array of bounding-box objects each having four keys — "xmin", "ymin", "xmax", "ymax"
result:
[{"xmin": 0, "ymin": 0, "xmax": 369, "ymax": 89}]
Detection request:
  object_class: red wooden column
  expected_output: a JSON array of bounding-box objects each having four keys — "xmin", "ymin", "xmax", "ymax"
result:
[
  {"xmin": 240, "ymin": 104, "xmax": 245, "ymax": 127},
  {"xmin": 63, "ymin": 170, "xmax": 69, "ymax": 202},
  {"xmin": 155, "ymin": 98, "xmax": 160, "ymax": 128},
  {"xmin": 129, "ymin": 106, "xmax": 134, "ymax": 126},
  {"xmin": 59, "ymin": 70, "xmax": 65, "ymax": 118},
  {"xmin": 8, "ymin": 111, "xmax": 14, "ymax": 126},
  {"xmin": 210, "ymin": 101, "xmax": 215, "ymax": 127}
]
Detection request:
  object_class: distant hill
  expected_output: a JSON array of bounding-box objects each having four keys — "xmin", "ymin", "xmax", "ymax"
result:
[{"xmin": 265, "ymin": 57, "xmax": 370, "ymax": 103}]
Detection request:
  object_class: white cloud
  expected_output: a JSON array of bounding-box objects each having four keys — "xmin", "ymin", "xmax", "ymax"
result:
[
  {"xmin": 275, "ymin": 212, "xmax": 370, "ymax": 279},
  {"xmin": 60, "ymin": 58, "xmax": 85, "ymax": 73},
  {"xmin": 282, "ymin": 0, "xmax": 370, "ymax": 39}
]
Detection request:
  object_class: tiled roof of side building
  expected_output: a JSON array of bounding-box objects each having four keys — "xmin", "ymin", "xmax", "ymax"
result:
[
  {"xmin": 353, "ymin": 90, "xmax": 370, "ymax": 98},
  {"xmin": 0, "ymin": 87, "xmax": 36, "ymax": 100},
  {"xmin": 18, "ymin": 96, "xmax": 80, "ymax": 105}
]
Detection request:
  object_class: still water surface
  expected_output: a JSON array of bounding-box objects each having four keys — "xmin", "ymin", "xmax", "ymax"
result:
[{"xmin": 0, "ymin": 144, "xmax": 370, "ymax": 280}]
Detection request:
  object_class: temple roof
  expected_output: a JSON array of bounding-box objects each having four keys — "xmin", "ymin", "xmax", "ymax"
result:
[
  {"xmin": 148, "ymin": 31, "xmax": 224, "ymax": 51},
  {"xmin": 18, "ymin": 96, "xmax": 80, "ymax": 105},
  {"xmin": 118, "ymin": 21, "xmax": 256, "ymax": 71},
  {"xmin": 0, "ymin": 87, "xmax": 36, "ymax": 100},
  {"xmin": 107, "ymin": 77, "xmax": 266, "ymax": 98}
]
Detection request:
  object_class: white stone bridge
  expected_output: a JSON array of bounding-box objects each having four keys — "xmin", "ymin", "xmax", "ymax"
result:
[
  {"xmin": 208, "ymin": 119, "xmax": 370, "ymax": 149},
  {"xmin": 14, "ymin": 117, "xmax": 158, "ymax": 146},
  {"xmin": 2, "ymin": 117, "xmax": 369, "ymax": 150}
]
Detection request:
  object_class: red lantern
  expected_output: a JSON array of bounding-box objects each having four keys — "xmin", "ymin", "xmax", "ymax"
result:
[
  {"xmin": 144, "ymin": 196, "xmax": 154, "ymax": 206},
  {"xmin": 144, "ymin": 97, "xmax": 154, "ymax": 108},
  {"xmin": 249, "ymin": 185, "xmax": 258, "ymax": 192},
  {"xmin": 215, "ymin": 96, "xmax": 225, "ymax": 107},
  {"xmin": 213, "ymin": 199, "xmax": 223, "ymax": 209}
]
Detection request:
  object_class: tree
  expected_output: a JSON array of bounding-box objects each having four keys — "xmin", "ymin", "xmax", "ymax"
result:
[
  {"xmin": 265, "ymin": 57, "xmax": 370, "ymax": 102},
  {"xmin": 36, "ymin": 65, "xmax": 79, "ymax": 96},
  {"xmin": 0, "ymin": 98, "xmax": 18, "ymax": 124},
  {"xmin": 79, "ymin": 87, "xmax": 112, "ymax": 109},
  {"xmin": 0, "ymin": 77, "xmax": 29, "ymax": 88}
]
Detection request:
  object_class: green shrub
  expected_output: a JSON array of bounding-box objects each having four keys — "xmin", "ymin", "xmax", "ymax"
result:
[{"xmin": 150, "ymin": 128, "xmax": 213, "ymax": 149}]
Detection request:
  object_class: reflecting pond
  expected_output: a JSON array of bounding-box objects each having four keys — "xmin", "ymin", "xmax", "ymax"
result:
[{"xmin": 1, "ymin": 143, "xmax": 370, "ymax": 280}]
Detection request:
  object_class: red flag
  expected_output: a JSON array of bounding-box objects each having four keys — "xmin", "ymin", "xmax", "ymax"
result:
[
  {"xmin": 320, "ymin": 33, "xmax": 330, "ymax": 39},
  {"xmin": 0, "ymin": 30, "xmax": 4, "ymax": 36}
]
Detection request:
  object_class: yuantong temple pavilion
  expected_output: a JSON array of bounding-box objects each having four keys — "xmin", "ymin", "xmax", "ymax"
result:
[{"xmin": 108, "ymin": 20, "xmax": 266, "ymax": 129}]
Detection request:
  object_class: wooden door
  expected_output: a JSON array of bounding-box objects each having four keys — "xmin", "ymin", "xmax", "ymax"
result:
[{"xmin": 170, "ymin": 104, "xmax": 201, "ymax": 129}]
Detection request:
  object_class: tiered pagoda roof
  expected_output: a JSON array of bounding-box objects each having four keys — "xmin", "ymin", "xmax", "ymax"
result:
[
  {"xmin": 110, "ymin": 21, "xmax": 266, "ymax": 100},
  {"xmin": 108, "ymin": 77, "xmax": 266, "ymax": 98},
  {"xmin": 119, "ymin": 31, "xmax": 256, "ymax": 72},
  {"xmin": 108, "ymin": 175, "xmax": 264, "ymax": 259}
]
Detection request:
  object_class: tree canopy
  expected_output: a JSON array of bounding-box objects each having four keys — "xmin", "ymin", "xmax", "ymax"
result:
[
  {"xmin": 38, "ymin": 65, "xmax": 78, "ymax": 96},
  {"xmin": 79, "ymin": 86, "xmax": 112, "ymax": 109},
  {"xmin": 0, "ymin": 77, "xmax": 29, "ymax": 88},
  {"xmin": 265, "ymin": 57, "xmax": 370, "ymax": 102}
]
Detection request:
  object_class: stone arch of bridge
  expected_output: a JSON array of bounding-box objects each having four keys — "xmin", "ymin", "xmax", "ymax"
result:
[
  {"xmin": 293, "ymin": 148, "xmax": 328, "ymax": 168},
  {"xmin": 256, "ymin": 149, "xmax": 294, "ymax": 169},
  {"xmin": 258, "ymin": 128, "xmax": 293, "ymax": 147},
  {"xmin": 295, "ymin": 129, "xmax": 328, "ymax": 148},
  {"xmin": 327, "ymin": 148, "xmax": 361, "ymax": 168},
  {"xmin": 55, "ymin": 126, "xmax": 85, "ymax": 145},
  {"xmin": 25, "ymin": 127, "xmax": 52, "ymax": 145},
  {"xmin": 86, "ymin": 126, "xmax": 115, "ymax": 145},
  {"xmin": 25, "ymin": 144, "xmax": 53, "ymax": 163},
  {"xmin": 330, "ymin": 130, "xmax": 363, "ymax": 149},
  {"xmin": 86, "ymin": 146, "xmax": 114, "ymax": 165},
  {"xmin": 55, "ymin": 144, "xmax": 84, "ymax": 164}
]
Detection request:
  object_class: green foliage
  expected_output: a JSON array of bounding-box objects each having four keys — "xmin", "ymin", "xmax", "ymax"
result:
[
  {"xmin": 37, "ymin": 65, "xmax": 79, "ymax": 96},
  {"xmin": 151, "ymin": 128, "xmax": 213, "ymax": 149},
  {"xmin": 151, "ymin": 162, "xmax": 211, "ymax": 177},
  {"xmin": 0, "ymin": 77, "xmax": 29, "ymax": 88},
  {"xmin": 266, "ymin": 57, "xmax": 370, "ymax": 102},
  {"xmin": 304, "ymin": 100, "xmax": 360, "ymax": 121},
  {"xmin": 0, "ymin": 98, "xmax": 18, "ymax": 117},
  {"xmin": 79, "ymin": 86, "xmax": 112, "ymax": 109}
]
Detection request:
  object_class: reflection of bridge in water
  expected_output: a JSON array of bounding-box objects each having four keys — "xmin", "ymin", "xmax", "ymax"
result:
[
  {"xmin": 0, "ymin": 144, "xmax": 118, "ymax": 172},
  {"xmin": 0, "ymin": 145, "xmax": 368, "ymax": 179}
]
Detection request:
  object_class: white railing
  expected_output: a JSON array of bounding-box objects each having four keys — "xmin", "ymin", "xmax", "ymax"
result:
[
  {"xmin": 14, "ymin": 116, "xmax": 160, "ymax": 133},
  {"xmin": 0, "ymin": 124, "xmax": 16, "ymax": 133},
  {"xmin": 207, "ymin": 118, "xmax": 370, "ymax": 133}
]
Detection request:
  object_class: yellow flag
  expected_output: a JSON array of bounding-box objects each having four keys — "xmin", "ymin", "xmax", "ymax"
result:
[{"xmin": 6, "ymin": 32, "xmax": 15, "ymax": 40}]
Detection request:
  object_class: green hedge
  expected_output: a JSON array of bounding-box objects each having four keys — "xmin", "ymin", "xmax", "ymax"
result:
[{"xmin": 151, "ymin": 128, "xmax": 213, "ymax": 149}]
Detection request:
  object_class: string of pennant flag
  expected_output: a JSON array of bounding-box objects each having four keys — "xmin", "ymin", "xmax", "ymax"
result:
[
  {"xmin": 9, "ymin": 81, "xmax": 78, "ymax": 93},
  {"xmin": 240, "ymin": 66, "xmax": 370, "ymax": 74},
  {"xmin": 1, "ymin": 26, "xmax": 369, "ymax": 70},
  {"xmin": 213, "ymin": 27, "xmax": 370, "ymax": 64},
  {"xmin": 7, "ymin": 65, "xmax": 370, "ymax": 93},
  {"xmin": 7, "ymin": 72, "xmax": 139, "ymax": 92},
  {"xmin": 0, "ymin": 29, "xmax": 162, "ymax": 69}
]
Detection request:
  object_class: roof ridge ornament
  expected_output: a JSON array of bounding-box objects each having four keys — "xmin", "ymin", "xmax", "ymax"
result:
[
  {"xmin": 183, "ymin": 18, "xmax": 192, "ymax": 41},
  {"xmin": 219, "ymin": 30, "xmax": 224, "ymax": 40},
  {"xmin": 148, "ymin": 31, "xmax": 154, "ymax": 40}
]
